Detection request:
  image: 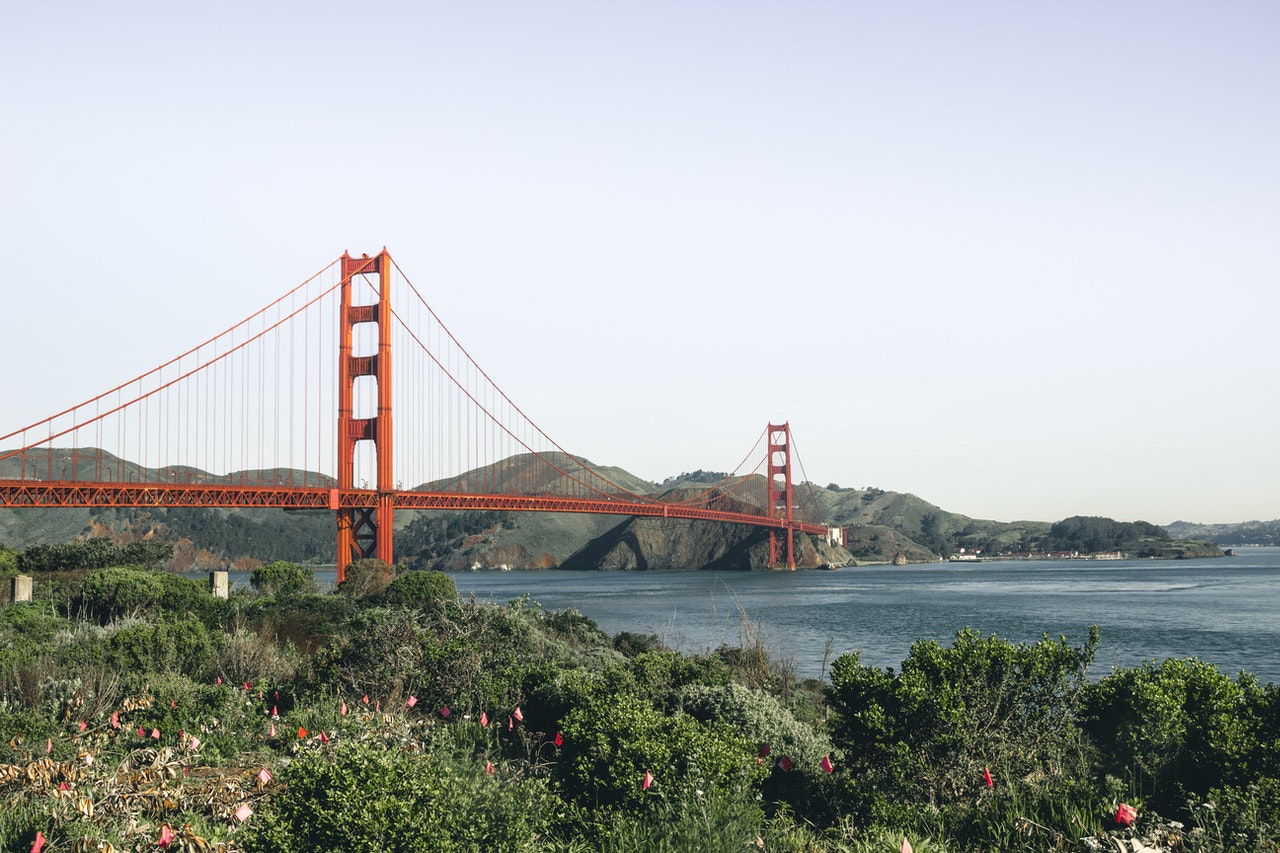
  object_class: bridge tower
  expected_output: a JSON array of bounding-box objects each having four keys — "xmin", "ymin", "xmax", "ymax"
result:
[
  {"xmin": 334, "ymin": 250, "xmax": 394, "ymax": 582},
  {"xmin": 767, "ymin": 422, "xmax": 796, "ymax": 570}
]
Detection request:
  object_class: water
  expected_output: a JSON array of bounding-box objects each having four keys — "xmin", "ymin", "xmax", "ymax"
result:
[
  {"xmin": 220, "ymin": 547, "xmax": 1280, "ymax": 684},
  {"xmin": 448, "ymin": 548, "xmax": 1280, "ymax": 684}
]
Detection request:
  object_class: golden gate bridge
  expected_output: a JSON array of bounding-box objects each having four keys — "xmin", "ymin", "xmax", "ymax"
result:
[{"xmin": 0, "ymin": 249, "xmax": 830, "ymax": 578}]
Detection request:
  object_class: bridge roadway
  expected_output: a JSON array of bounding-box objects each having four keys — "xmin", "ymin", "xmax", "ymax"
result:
[{"xmin": 0, "ymin": 480, "xmax": 830, "ymax": 536}]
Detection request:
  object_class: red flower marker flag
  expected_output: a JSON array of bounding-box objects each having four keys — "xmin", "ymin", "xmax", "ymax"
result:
[
  {"xmin": 1115, "ymin": 802, "xmax": 1137, "ymax": 827},
  {"xmin": 406, "ymin": 695, "xmax": 418, "ymax": 708},
  {"xmin": 777, "ymin": 755, "xmax": 794, "ymax": 773},
  {"xmin": 138, "ymin": 725, "xmax": 145, "ymax": 739},
  {"xmin": 243, "ymin": 682, "xmax": 252, "ymax": 691},
  {"xmin": 513, "ymin": 706, "xmax": 523, "ymax": 722},
  {"xmin": 508, "ymin": 716, "xmax": 514, "ymax": 732},
  {"xmin": 480, "ymin": 712, "xmax": 489, "ymax": 727},
  {"xmin": 271, "ymin": 706, "xmax": 278, "ymax": 718},
  {"xmin": 554, "ymin": 732, "xmax": 563, "ymax": 747},
  {"xmin": 440, "ymin": 705, "xmax": 451, "ymax": 719},
  {"xmin": 31, "ymin": 830, "xmax": 46, "ymax": 853},
  {"xmin": 110, "ymin": 711, "xmax": 119, "ymax": 729},
  {"xmin": 984, "ymin": 767, "xmax": 994, "ymax": 788},
  {"xmin": 900, "ymin": 837, "xmax": 914, "ymax": 853},
  {"xmin": 642, "ymin": 770, "xmax": 654, "ymax": 791},
  {"xmin": 820, "ymin": 755, "xmax": 834, "ymax": 774},
  {"xmin": 340, "ymin": 702, "xmax": 347, "ymax": 716},
  {"xmin": 216, "ymin": 677, "xmax": 222, "ymax": 685},
  {"xmin": 157, "ymin": 824, "xmax": 175, "ymax": 848}
]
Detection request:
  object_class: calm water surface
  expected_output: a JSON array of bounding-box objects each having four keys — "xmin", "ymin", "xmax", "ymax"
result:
[
  {"xmin": 223, "ymin": 548, "xmax": 1279, "ymax": 684},
  {"xmin": 445, "ymin": 547, "xmax": 1280, "ymax": 684}
]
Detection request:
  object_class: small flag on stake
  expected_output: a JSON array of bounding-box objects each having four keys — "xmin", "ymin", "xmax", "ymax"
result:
[
  {"xmin": 189, "ymin": 736, "xmax": 201, "ymax": 751},
  {"xmin": 269, "ymin": 723, "xmax": 277, "ymax": 738},
  {"xmin": 362, "ymin": 694, "xmax": 369, "ymax": 705},
  {"xmin": 984, "ymin": 766, "xmax": 994, "ymax": 788},
  {"xmin": 513, "ymin": 706, "xmax": 523, "ymax": 722},
  {"xmin": 340, "ymin": 702, "xmax": 347, "ymax": 716},
  {"xmin": 901, "ymin": 837, "xmax": 914, "ymax": 853},
  {"xmin": 484, "ymin": 760, "xmax": 495, "ymax": 775},
  {"xmin": 58, "ymin": 782, "xmax": 68, "ymax": 791},
  {"xmin": 46, "ymin": 738, "xmax": 52, "ymax": 754},
  {"xmin": 138, "ymin": 725, "xmax": 145, "ymax": 738},
  {"xmin": 151, "ymin": 728, "xmax": 160, "ymax": 740},
  {"xmin": 642, "ymin": 770, "xmax": 654, "ymax": 791},
  {"xmin": 406, "ymin": 695, "xmax": 417, "ymax": 708},
  {"xmin": 157, "ymin": 824, "xmax": 175, "ymax": 848},
  {"xmin": 31, "ymin": 830, "xmax": 46, "ymax": 853},
  {"xmin": 84, "ymin": 752, "xmax": 93, "ymax": 766},
  {"xmin": 319, "ymin": 730, "xmax": 329, "ymax": 744},
  {"xmin": 297, "ymin": 727, "xmax": 307, "ymax": 739},
  {"xmin": 271, "ymin": 705, "xmax": 278, "ymax": 718},
  {"xmin": 508, "ymin": 716, "xmax": 514, "ymax": 731},
  {"xmin": 170, "ymin": 699, "xmax": 176, "ymax": 709},
  {"xmin": 777, "ymin": 756, "xmax": 794, "ymax": 772},
  {"xmin": 258, "ymin": 768, "xmax": 272, "ymax": 786},
  {"xmin": 480, "ymin": 712, "xmax": 488, "ymax": 727},
  {"xmin": 758, "ymin": 744, "xmax": 771, "ymax": 758},
  {"xmin": 243, "ymin": 682, "xmax": 252, "ymax": 691},
  {"xmin": 110, "ymin": 711, "xmax": 119, "ymax": 729},
  {"xmin": 820, "ymin": 755, "xmax": 834, "ymax": 774},
  {"xmin": 554, "ymin": 732, "xmax": 563, "ymax": 748},
  {"xmin": 78, "ymin": 720, "xmax": 86, "ymax": 732},
  {"xmin": 1115, "ymin": 802, "xmax": 1137, "ymax": 827},
  {"xmin": 440, "ymin": 705, "xmax": 451, "ymax": 719},
  {"xmin": 234, "ymin": 803, "xmax": 253, "ymax": 823},
  {"xmin": 216, "ymin": 676, "xmax": 222, "ymax": 685}
]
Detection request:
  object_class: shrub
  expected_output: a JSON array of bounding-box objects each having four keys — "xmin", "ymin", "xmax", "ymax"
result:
[
  {"xmin": 105, "ymin": 619, "xmax": 218, "ymax": 677},
  {"xmin": 827, "ymin": 627, "xmax": 1098, "ymax": 808},
  {"xmin": 250, "ymin": 561, "xmax": 317, "ymax": 597},
  {"xmin": 79, "ymin": 566, "xmax": 213, "ymax": 623},
  {"xmin": 556, "ymin": 692, "xmax": 765, "ymax": 810},
  {"xmin": 238, "ymin": 736, "xmax": 558, "ymax": 852},
  {"xmin": 1083, "ymin": 657, "xmax": 1266, "ymax": 816},
  {"xmin": 337, "ymin": 558, "xmax": 394, "ymax": 598},
  {"xmin": 383, "ymin": 569, "xmax": 456, "ymax": 608}
]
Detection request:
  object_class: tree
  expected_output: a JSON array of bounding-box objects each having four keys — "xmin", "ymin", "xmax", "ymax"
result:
[{"xmin": 338, "ymin": 558, "xmax": 395, "ymax": 598}]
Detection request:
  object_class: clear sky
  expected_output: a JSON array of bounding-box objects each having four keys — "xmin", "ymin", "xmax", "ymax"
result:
[{"xmin": 2, "ymin": 1, "xmax": 1277, "ymax": 525}]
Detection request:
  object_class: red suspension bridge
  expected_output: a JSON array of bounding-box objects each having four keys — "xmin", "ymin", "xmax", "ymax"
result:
[{"xmin": 0, "ymin": 249, "xmax": 831, "ymax": 578}]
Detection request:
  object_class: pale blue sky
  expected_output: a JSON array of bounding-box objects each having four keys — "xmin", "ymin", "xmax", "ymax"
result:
[{"xmin": 3, "ymin": 1, "xmax": 1277, "ymax": 525}]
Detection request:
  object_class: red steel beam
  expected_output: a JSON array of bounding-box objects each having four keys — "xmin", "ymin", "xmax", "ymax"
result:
[{"xmin": 0, "ymin": 480, "xmax": 828, "ymax": 536}]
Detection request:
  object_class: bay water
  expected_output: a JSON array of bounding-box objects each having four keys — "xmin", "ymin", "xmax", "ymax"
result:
[
  {"xmin": 228, "ymin": 547, "xmax": 1279, "ymax": 685},
  {"xmin": 448, "ymin": 548, "xmax": 1280, "ymax": 684}
]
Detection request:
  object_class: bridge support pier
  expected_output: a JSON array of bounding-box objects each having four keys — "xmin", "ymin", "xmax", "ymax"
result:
[
  {"xmin": 336, "ymin": 250, "xmax": 394, "ymax": 582},
  {"xmin": 767, "ymin": 422, "xmax": 796, "ymax": 570}
]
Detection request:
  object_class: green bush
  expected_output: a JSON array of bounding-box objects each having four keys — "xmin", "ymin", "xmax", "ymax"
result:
[
  {"xmin": 1083, "ymin": 657, "xmax": 1268, "ymax": 816},
  {"xmin": 383, "ymin": 569, "xmax": 456, "ymax": 608},
  {"xmin": 827, "ymin": 627, "xmax": 1098, "ymax": 808},
  {"xmin": 337, "ymin": 558, "xmax": 395, "ymax": 598},
  {"xmin": 556, "ymin": 692, "xmax": 765, "ymax": 810},
  {"xmin": 239, "ymin": 736, "xmax": 559, "ymax": 852},
  {"xmin": 105, "ymin": 619, "xmax": 218, "ymax": 676},
  {"xmin": 79, "ymin": 566, "xmax": 214, "ymax": 623},
  {"xmin": 250, "ymin": 560, "xmax": 318, "ymax": 597}
]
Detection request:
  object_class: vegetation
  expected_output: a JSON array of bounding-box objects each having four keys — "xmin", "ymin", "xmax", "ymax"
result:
[{"xmin": 1, "ymin": 546, "xmax": 1277, "ymax": 852}]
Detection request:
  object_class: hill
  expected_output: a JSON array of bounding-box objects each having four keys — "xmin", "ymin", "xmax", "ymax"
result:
[
  {"xmin": 0, "ymin": 449, "xmax": 1224, "ymax": 569},
  {"xmin": 1166, "ymin": 518, "xmax": 1280, "ymax": 547}
]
